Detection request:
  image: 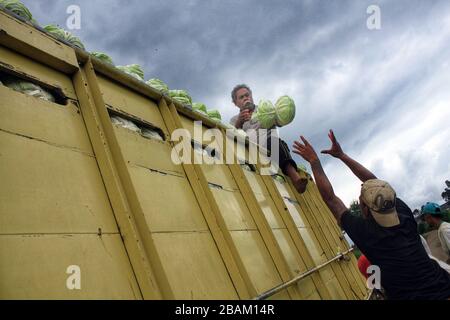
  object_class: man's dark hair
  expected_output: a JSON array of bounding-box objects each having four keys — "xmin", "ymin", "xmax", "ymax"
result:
[{"xmin": 231, "ymin": 84, "xmax": 252, "ymax": 104}]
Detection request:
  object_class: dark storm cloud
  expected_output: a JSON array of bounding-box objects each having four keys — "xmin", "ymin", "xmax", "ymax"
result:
[{"xmin": 22, "ymin": 0, "xmax": 450, "ymax": 208}]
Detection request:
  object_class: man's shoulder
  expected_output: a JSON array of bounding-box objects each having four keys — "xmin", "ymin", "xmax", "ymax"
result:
[
  {"xmin": 440, "ymin": 221, "xmax": 450, "ymax": 231},
  {"xmin": 395, "ymin": 197, "xmax": 413, "ymax": 216},
  {"xmin": 341, "ymin": 211, "xmax": 369, "ymax": 230}
]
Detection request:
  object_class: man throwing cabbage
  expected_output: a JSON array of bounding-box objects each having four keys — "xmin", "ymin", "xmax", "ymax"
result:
[{"xmin": 230, "ymin": 84, "xmax": 308, "ymax": 194}]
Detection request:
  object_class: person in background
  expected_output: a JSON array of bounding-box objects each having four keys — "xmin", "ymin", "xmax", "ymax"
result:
[{"xmin": 421, "ymin": 202, "xmax": 450, "ymax": 263}]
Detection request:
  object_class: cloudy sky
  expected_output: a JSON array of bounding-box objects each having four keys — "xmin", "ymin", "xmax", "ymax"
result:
[{"xmin": 23, "ymin": 0, "xmax": 450, "ymax": 209}]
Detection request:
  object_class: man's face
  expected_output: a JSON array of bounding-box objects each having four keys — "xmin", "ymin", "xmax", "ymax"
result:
[
  {"xmin": 234, "ymin": 88, "xmax": 254, "ymax": 110},
  {"xmin": 424, "ymin": 214, "xmax": 435, "ymax": 226}
]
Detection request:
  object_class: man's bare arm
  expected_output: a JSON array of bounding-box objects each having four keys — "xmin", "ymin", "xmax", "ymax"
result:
[
  {"xmin": 339, "ymin": 153, "xmax": 377, "ymax": 183},
  {"xmin": 310, "ymin": 159, "xmax": 348, "ymax": 225},
  {"xmin": 321, "ymin": 130, "xmax": 377, "ymax": 183},
  {"xmin": 293, "ymin": 137, "xmax": 348, "ymax": 225}
]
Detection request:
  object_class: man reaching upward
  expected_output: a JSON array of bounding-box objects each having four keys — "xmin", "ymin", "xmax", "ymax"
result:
[{"xmin": 292, "ymin": 130, "xmax": 450, "ymax": 300}]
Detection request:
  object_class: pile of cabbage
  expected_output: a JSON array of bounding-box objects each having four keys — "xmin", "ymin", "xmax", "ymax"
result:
[
  {"xmin": 192, "ymin": 103, "xmax": 222, "ymax": 122},
  {"xmin": 252, "ymin": 96, "xmax": 296, "ymax": 129},
  {"xmin": 192, "ymin": 103, "xmax": 207, "ymax": 114},
  {"xmin": 1, "ymin": 3, "xmax": 229, "ymax": 126},
  {"xmin": 111, "ymin": 115, "xmax": 163, "ymax": 141},
  {"xmin": 0, "ymin": 0, "xmax": 36, "ymax": 23},
  {"xmin": 146, "ymin": 78, "xmax": 169, "ymax": 95},
  {"xmin": 207, "ymin": 109, "xmax": 222, "ymax": 122},
  {"xmin": 116, "ymin": 64, "xmax": 145, "ymax": 81},
  {"xmin": 169, "ymin": 90, "xmax": 192, "ymax": 105},
  {"xmin": 44, "ymin": 24, "xmax": 85, "ymax": 50},
  {"xmin": 0, "ymin": 75, "xmax": 55, "ymax": 102},
  {"xmin": 91, "ymin": 52, "xmax": 114, "ymax": 65}
]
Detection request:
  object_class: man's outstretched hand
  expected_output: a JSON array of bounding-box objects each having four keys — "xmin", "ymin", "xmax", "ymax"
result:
[
  {"xmin": 321, "ymin": 129, "xmax": 344, "ymax": 159},
  {"xmin": 293, "ymin": 136, "xmax": 319, "ymax": 164}
]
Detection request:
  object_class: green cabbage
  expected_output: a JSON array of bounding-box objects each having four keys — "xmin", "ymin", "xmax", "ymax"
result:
[
  {"xmin": 146, "ymin": 78, "xmax": 169, "ymax": 94},
  {"xmin": 111, "ymin": 116, "xmax": 141, "ymax": 133},
  {"xmin": 2, "ymin": 77, "xmax": 55, "ymax": 102},
  {"xmin": 251, "ymin": 96, "xmax": 296, "ymax": 128},
  {"xmin": 44, "ymin": 24, "xmax": 85, "ymax": 50},
  {"xmin": 0, "ymin": 0, "xmax": 33, "ymax": 21},
  {"xmin": 207, "ymin": 109, "xmax": 222, "ymax": 121},
  {"xmin": 275, "ymin": 95, "xmax": 296, "ymax": 126},
  {"xmin": 141, "ymin": 128, "xmax": 163, "ymax": 141},
  {"xmin": 253, "ymin": 99, "xmax": 277, "ymax": 129},
  {"xmin": 116, "ymin": 64, "xmax": 145, "ymax": 81},
  {"xmin": 91, "ymin": 52, "xmax": 114, "ymax": 65},
  {"xmin": 192, "ymin": 102, "xmax": 207, "ymax": 114},
  {"xmin": 169, "ymin": 90, "xmax": 192, "ymax": 105}
]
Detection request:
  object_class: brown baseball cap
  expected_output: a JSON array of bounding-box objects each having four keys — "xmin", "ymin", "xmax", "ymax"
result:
[{"xmin": 361, "ymin": 179, "xmax": 400, "ymax": 227}]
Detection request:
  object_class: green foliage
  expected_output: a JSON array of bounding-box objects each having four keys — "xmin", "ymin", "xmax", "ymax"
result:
[
  {"xmin": 192, "ymin": 102, "xmax": 207, "ymax": 114},
  {"xmin": 207, "ymin": 109, "xmax": 222, "ymax": 121},
  {"xmin": 44, "ymin": 24, "xmax": 85, "ymax": 50},
  {"xmin": 442, "ymin": 209, "xmax": 450, "ymax": 223},
  {"xmin": 91, "ymin": 52, "xmax": 114, "ymax": 65},
  {"xmin": 116, "ymin": 64, "xmax": 145, "ymax": 81},
  {"xmin": 349, "ymin": 200, "xmax": 362, "ymax": 217},
  {"xmin": 252, "ymin": 96, "xmax": 296, "ymax": 129},
  {"xmin": 169, "ymin": 90, "xmax": 192, "ymax": 105},
  {"xmin": 0, "ymin": 0, "xmax": 33, "ymax": 21},
  {"xmin": 442, "ymin": 180, "xmax": 450, "ymax": 202},
  {"xmin": 353, "ymin": 247, "xmax": 362, "ymax": 260},
  {"xmin": 274, "ymin": 95, "xmax": 296, "ymax": 127},
  {"xmin": 253, "ymin": 99, "xmax": 276, "ymax": 129},
  {"xmin": 146, "ymin": 78, "xmax": 169, "ymax": 95}
]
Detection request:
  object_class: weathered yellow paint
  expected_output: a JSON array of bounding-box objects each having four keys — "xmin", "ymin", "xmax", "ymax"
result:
[
  {"xmin": 291, "ymin": 177, "xmax": 362, "ymax": 299},
  {"xmin": 298, "ymin": 179, "xmax": 367, "ymax": 298},
  {"xmin": 0, "ymin": 86, "xmax": 92, "ymax": 156},
  {"xmin": 259, "ymin": 173, "xmax": 333, "ymax": 299},
  {"xmin": 0, "ymin": 234, "xmax": 141, "ymax": 299},
  {"xmin": 73, "ymin": 64, "xmax": 163, "ymax": 299},
  {"xmin": 272, "ymin": 229, "xmax": 318, "ymax": 299},
  {"xmin": 209, "ymin": 188, "xmax": 257, "ymax": 231},
  {"xmin": 152, "ymin": 231, "xmax": 239, "ymax": 300},
  {"xmin": 0, "ymin": 46, "xmax": 77, "ymax": 99},
  {"xmin": 95, "ymin": 71, "xmax": 242, "ymax": 299},
  {"xmin": 0, "ymin": 10, "xmax": 79, "ymax": 74},
  {"xmin": 161, "ymin": 101, "xmax": 253, "ymax": 299},
  {"xmin": 268, "ymin": 171, "xmax": 357, "ymax": 299},
  {"xmin": 196, "ymin": 162, "xmax": 240, "ymax": 191},
  {"xmin": 230, "ymin": 230, "xmax": 290, "ymax": 299},
  {"xmin": 128, "ymin": 166, "xmax": 209, "ymax": 233},
  {"xmin": 113, "ymin": 125, "xmax": 183, "ymax": 176},
  {"xmin": 97, "ymin": 75, "xmax": 168, "ymax": 136},
  {"xmin": 179, "ymin": 118, "xmax": 297, "ymax": 298},
  {"xmin": 0, "ymin": 130, "xmax": 118, "ymax": 234},
  {"xmin": 290, "ymin": 175, "xmax": 359, "ymax": 299},
  {"xmin": 0, "ymin": 9, "xmax": 368, "ymax": 300}
]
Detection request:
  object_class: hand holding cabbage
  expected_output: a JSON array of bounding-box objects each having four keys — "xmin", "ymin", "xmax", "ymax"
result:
[{"xmin": 252, "ymin": 95, "xmax": 296, "ymax": 129}]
